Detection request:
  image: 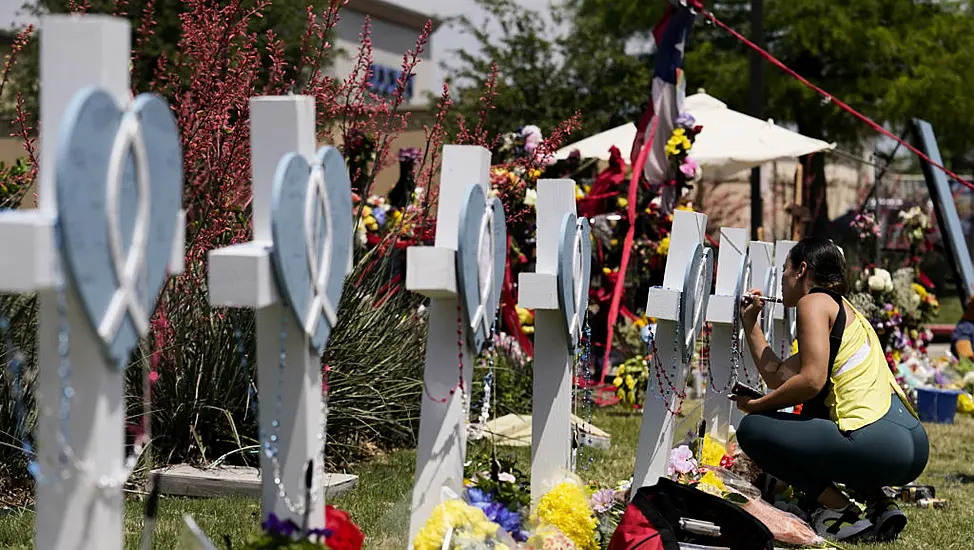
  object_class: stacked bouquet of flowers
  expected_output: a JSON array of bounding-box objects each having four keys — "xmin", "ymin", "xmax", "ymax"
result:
[{"xmin": 664, "ymin": 113, "xmax": 704, "ymax": 190}]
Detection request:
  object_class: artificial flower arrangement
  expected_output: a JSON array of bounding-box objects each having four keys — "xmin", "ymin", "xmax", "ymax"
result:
[
  {"xmin": 664, "ymin": 112, "xmax": 703, "ymax": 189},
  {"xmin": 612, "ymin": 357, "xmax": 649, "ymax": 409}
]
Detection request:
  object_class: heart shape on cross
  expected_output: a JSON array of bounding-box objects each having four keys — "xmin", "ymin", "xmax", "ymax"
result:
[
  {"xmin": 456, "ymin": 184, "xmax": 507, "ymax": 353},
  {"xmin": 733, "ymin": 251, "xmax": 752, "ymax": 350},
  {"xmin": 270, "ymin": 146, "xmax": 353, "ymax": 355},
  {"xmin": 762, "ymin": 266, "xmax": 776, "ymax": 344},
  {"xmin": 680, "ymin": 243, "xmax": 714, "ymax": 363},
  {"xmin": 55, "ymin": 88, "xmax": 183, "ymax": 368},
  {"xmin": 557, "ymin": 213, "xmax": 592, "ymax": 351}
]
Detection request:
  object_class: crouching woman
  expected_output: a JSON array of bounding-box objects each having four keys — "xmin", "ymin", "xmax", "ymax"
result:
[{"xmin": 731, "ymin": 237, "xmax": 928, "ymax": 543}]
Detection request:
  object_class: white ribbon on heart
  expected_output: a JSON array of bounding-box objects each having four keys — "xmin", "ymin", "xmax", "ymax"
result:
[
  {"xmin": 101, "ymin": 110, "xmax": 151, "ymax": 343},
  {"xmin": 470, "ymin": 204, "xmax": 497, "ymax": 337},
  {"xmin": 303, "ymin": 160, "xmax": 338, "ymax": 339},
  {"xmin": 569, "ymin": 223, "xmax": 586, "ymax": 344}
]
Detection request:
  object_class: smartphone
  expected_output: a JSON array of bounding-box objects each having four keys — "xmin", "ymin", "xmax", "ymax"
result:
[{"xmin": 731, "ymin": 381, "xmax": 764, "ymax": 400}]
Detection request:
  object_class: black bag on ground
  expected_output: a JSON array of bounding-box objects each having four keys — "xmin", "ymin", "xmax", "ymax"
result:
[{"xmin": 609, "ymin": 478, "xmax": 774, "ymax": 550}]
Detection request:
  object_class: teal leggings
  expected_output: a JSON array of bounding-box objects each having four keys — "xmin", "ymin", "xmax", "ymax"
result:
[{"xmin": 736, "ymin": 398, "xmax": 929, "ymax": 499}]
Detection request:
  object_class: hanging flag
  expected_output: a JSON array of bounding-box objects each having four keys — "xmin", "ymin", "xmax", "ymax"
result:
[
  {"xmin": 603, "ymin": 0, "xmax": 699, "ymax": 379},
  {"xmin": 630, "ymin": 1, "xmax": 698, "ymax": 212}
]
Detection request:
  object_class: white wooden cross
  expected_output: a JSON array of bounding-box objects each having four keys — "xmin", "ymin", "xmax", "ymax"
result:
[
  {"xmin": 405, "ymin": 146, "xmax": 492, "ymax": 543},
  {"xmin": 632, "ymin": 210, "xmax": 709, "ymax": 489},
  {"xmin": 208, "ymin": 96, "xmax": 326, "ymax": 529},
  {"xmin": 729, "ymin": 240, "xmax": 773, "ymax": 428},
  {"xmin": 701, "ymin": 227, "xmax": 748, "ymax": 444},
  {"xmin": 0, "ymin": 15, "xmax": 184, "ymax": 550},
  {"xmin": 517, "ymin": 179, "xmax": 579, "ymax": 503}
]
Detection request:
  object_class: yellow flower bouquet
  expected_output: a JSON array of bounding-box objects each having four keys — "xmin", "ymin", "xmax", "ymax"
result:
[
  {"xmin": 531, "ymin": 478, "xmax": 599, "ymax": 550},
  {"xmin": 413, "ymin": 497, "xmax": 512, "ymax": 550}
]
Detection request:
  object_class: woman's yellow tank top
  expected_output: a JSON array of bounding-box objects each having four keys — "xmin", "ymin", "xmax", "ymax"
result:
[{"xmin": 824, "ymin": 300, "xmax": 918, "ymax": 431}]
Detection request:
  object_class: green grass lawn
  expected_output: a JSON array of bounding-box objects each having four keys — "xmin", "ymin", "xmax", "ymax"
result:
[{"xmin": 1, "ymin": 406, "xmax": 972, "ymax": 549}]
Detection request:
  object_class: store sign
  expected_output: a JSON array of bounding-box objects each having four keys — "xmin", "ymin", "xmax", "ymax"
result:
[{"xmin": 368, "ymin": 64, "xmax": 415, "ymax": 102}]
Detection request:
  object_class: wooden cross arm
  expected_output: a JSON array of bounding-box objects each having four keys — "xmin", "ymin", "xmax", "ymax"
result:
[
  {"xmin": 705, "ymin": 295, "xmax": 737, "ymax": 325},
  {"xmin": 406, "ymin": 246, "xmax": 457, "ymax": 298},
  {"xmin": 208, "ymin": 242, "xmax": 279, "ymax": 308},
  {"xmin": 0, "ymin": 211, "xmax": 57, "ymax": 292},
  {"xmin": 645, "ymin": 287, "xmax": 681, "ymax": 320},
  {"xmin": 517, "ymin": 272, "xmax": 558, "ymax": 310},
  {"xmin": 0, "ymin": 209, "xmax": 185, "ymax": 293}
]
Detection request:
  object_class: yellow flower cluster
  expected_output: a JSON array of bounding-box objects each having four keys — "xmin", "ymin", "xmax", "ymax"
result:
[
  {"xmin": 613, "ymin": 361, "xmax": 645, "ymax": 405},
  {"xmin": 696, "ymin": 470, "xmax": 727, "ymax": 496},
  {"xmin": 700, "ymin": 435, "xmax": 726, "ymax": 467},
  {"xmin": 665, "ymin": 128, "xmax": 692, "ymax": 157},
  {"xmin": 517, "ymin": 306, "xmax": 535, "ymax": 335},
  {"xmin": 413, "ymin": 500, "xmax": 508, "ymax": 550},
  {"xmin": 656, "ymin": 236, "xmax": 670, "ymax": 256},
  {"xmin": 534, "ymin": 482, "xmax": 599, "ymax": 550}
]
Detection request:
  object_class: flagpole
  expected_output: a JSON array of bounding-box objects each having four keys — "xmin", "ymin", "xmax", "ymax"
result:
[{"xmin": 749, "ymin": 0, "xmax": 765, "ymax": 239}]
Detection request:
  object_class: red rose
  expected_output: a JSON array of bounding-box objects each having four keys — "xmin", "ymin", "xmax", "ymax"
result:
[{"xmin": 325, "ymin": 505, "xmax": 364, "ymax": 550}]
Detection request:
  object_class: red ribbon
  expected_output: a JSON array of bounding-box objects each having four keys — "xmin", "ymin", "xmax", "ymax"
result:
[{"xmin": 601, "ymin": 117, "xmax": 660, "ymax": 379}]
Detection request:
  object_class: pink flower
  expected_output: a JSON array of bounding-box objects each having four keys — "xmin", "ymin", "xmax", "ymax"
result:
[
  {"xmin": 667, "ymin": 445, "xmax": 697, "ymax": 477},
  {"xmin": 590, "ymin": 488, "xmax": 616, "ymax": 513},
  {"xmin": 679, "ymin": 157, "xmax": 699, "ymax": 179}
]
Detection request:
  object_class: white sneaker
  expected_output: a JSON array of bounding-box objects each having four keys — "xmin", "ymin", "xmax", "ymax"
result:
[{"xmin": 811, "ymin": 506, "xmax": 873, "ymax": 541}]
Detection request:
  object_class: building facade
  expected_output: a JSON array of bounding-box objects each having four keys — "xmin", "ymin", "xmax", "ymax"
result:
[{"xmin": 332, "ymin": 0, "xmax": 441, "ymax": 111}]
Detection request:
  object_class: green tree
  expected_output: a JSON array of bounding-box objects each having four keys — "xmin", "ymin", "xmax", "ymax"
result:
[
  {"xmin": 452, "ymin": 0, "xmax": 974, "ymax": 234},
  {"xmin": 445, "ymin": 0, "xmax": 654, "ymax": 138}
]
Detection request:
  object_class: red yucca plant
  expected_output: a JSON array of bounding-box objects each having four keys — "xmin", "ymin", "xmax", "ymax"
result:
[{"xmin": 0, "ymin": 0, "xmax": 584, "ymax": 475}]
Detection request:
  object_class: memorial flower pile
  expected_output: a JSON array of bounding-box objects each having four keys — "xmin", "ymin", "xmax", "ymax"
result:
[{"xmin": 849, "ymin": 264, "xmax": 940, "ymax": 375}]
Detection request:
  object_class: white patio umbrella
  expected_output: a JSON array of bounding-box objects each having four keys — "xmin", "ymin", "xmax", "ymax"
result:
[{"xmin": 554, "ymin": 91, "xmax": 836, "ymax": 181}]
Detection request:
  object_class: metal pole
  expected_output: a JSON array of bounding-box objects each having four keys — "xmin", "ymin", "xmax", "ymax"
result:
[{"xmin": 749, "ymin": 0, "xmax": 765, "ymax": 239}]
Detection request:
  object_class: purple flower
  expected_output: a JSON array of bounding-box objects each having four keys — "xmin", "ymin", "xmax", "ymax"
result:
[
  {"xmin": 262, "ymin": 513, "xmax": 299, "ymax": 538},
  {"xmin": 307, "ymin": 527, "xmax": 334, "ymax": 543},
  {"xmin": 590, "ymin": 488, "xmax": 616, "ymax": 514},
  {"xmin": 373, "ymin": 207, "xmax": 386, "ymax": 225},
  {"xmin": 675, "ymin": 112, "xmax": 696, "ymax": 128},
  {"xmin": 466, "ymin": 488, "xmax": 527, "ymax": 541},
  {"xmin": 398, "ymin": 147, "xmax": 421, "ymax": 163}
]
